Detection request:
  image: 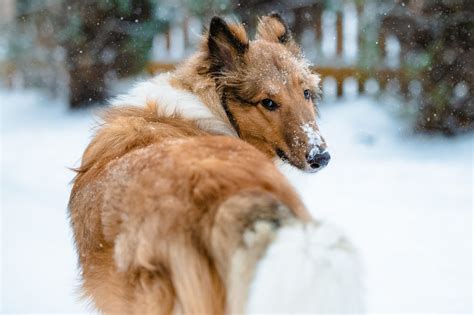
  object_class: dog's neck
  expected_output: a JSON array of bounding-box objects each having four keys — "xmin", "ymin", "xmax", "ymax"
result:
[
  {"xmin": 170, "ymin": 53, "xmax": 238, "ymax": 137},
  {"xmin": 111, "ymin": 54, "xmax": 237, "ymax": 137}
]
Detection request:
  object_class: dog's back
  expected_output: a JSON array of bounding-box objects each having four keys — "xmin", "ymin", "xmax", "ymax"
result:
[{"xmin": 69, "ymin": 104, "xmax": 312, "ymax": 313}]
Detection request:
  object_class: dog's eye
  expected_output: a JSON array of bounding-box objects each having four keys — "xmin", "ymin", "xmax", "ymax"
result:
[
  {"xmin": 261, "ymin": 98, "xmax": 279, "ymax": 111},
  {"xmin": 304, "ymin": 89, "xmax": 311, "ymax": 100}
]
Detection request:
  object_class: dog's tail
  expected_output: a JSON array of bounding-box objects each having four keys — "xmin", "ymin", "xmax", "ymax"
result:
[
  {"xmin": 244, "ymin": 221, "xmax": 366, "ymax": 313},
  {"xmin": 111, "ymin": 189, "xmax": 364, "ymax": 314},
  {"xmin": 212, "ymin": 191, "xmax": 365, "ymax": 313}
]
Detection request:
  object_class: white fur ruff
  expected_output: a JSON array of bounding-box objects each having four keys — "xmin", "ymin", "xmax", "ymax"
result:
[
  {"xmin": 246, "ymin": 222, "xmax": 365, "ymax": 313},
  {"xmin": 110, "ymin": 73, "xmax": 236, "ymax": 137}
]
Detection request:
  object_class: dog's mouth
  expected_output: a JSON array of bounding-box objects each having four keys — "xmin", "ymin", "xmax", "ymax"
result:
[
  {"xmin": 275, "ymin": 148, "xmax": 290, "ymax": 163},
  {"xmin": 275, "ymin": 147, "xmax": 306, "ymax": 171}
]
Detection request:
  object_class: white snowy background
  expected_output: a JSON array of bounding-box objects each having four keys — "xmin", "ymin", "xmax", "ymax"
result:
[
  {"xmin": 1, "ymin": 85, "xmax": 472, "ymax": 313},
  {"xmin": 1, "ymin": 3, "xmax": 473, "ymax": 313}
]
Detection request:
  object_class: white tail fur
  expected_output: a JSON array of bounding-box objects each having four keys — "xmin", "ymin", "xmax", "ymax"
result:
[{"xmin": 245, "ymin": 222, "xmax": 365, "ymax": 313}]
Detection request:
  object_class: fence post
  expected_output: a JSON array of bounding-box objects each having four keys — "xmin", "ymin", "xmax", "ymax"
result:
[
  {"xmin": 183, "ymin": 16, "xmax": 190, "ymax": 49},
  {"xmin": 336, "ymin": 11, "xmax": 343, "ymax": 57},
  {"xmin": 399, "ymin": 72, "xmax": 409, "ymax": 97},
  {"xmin": 378, "ymin": 31, "xmax": 386, "ymax": 59},
  {"xmin": 313, "ymin": 4, "xmax": 323, "ymax": 54},
  {"xmin": 378, "ymin": 71, "xmax": 388, "ymax": 91},
  {"xmin": 165, "ymin": 26, "xmax": 171, "ymax": 53},
  {"xmin": 356, "ymin": 3, "xmax": 363, "ymax": 62},
  {"xmin": 337, "ymin": 78, "xmax": 344, "ymax": 98},
  {"xmin": 357, "ymin": 73, "xmax": 365, "ymax": 95}
]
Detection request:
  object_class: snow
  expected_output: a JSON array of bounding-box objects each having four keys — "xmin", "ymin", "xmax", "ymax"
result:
[
  {"xmin": 1, "ymin": 88, "xmax": 472, "ymax": 313},
  {"xmin": 280, "ymin": 98, "xmax": 473, "ymax": 313},
  {"xmin": 301, "ymin": 122, "xmax": 324, "ymax": 158},
  {"xmin": 1, "ymin": 90, "xmax": 95, "ymax": 313}
]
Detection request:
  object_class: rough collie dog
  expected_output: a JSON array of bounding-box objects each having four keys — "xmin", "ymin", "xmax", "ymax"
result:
[{"xmin": 69, "ymin": 13, "xmax": 364, "ymax": 314}]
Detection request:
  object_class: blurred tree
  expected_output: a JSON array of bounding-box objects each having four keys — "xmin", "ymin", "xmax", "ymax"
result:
[
  {"xmin": 56, "ymin": 0, "xmax": 164, "ymax": 108},
  {"xmin": 10, "ymin": 0, "xmax": 166, "ymax": 109},
  {"xmin": 382, "ymin": 0, "xmax": 473, "ymax": 134}
]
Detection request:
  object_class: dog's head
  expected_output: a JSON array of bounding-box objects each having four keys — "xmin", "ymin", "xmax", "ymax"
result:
[{"xmin": 205, "ymin": 14, "xmax": 329, "ymax": 173}]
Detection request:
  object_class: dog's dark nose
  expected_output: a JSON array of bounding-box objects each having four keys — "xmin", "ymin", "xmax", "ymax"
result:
[{"xmin": 307, "ymin": 151, "xmax": 331, "ymax": 170}]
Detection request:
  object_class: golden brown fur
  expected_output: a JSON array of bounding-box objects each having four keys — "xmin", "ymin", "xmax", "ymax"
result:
[
  {"xmin": 171, "ymin": 16, "xmax": 325, "ymax": 169},
  {"xmin": 70, "ymin": 104, "xmax": 309, "ymax": 313},
  {"xmin": 69, "ymin": 14, "xmax": 325, "ymax": 314}
]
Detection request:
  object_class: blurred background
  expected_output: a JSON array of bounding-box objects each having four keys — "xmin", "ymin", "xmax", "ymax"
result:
[
  {"xmin": 1, "ymin": 0, "xmax": 473, "ymax": 132},
  {"xmin": 1, "ymin": 0, "xmax": 472, "ymax": 313}
]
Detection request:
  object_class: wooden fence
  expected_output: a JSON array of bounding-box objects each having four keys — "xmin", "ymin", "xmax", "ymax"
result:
[
  {"xmin": 147, "ymin": 63, "xmax": 411, "ymax": 98},
  {"xmin": 148, "ymin": 3, "xmax": 414, "ymax": 99}
]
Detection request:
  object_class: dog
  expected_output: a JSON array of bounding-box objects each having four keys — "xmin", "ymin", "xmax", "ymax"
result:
[{"xmin": 69, "ymin": 13, "xmax": 364, "ymax": 314}]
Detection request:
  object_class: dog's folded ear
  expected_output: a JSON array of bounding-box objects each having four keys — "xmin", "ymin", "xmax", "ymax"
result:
[
  {"xmin": 207, "ymin": 16, "xmax": 249, "ymax": 74},
  {"xmin": 256, "ymin": 12, "xmax": 300, "ymax": 55}
]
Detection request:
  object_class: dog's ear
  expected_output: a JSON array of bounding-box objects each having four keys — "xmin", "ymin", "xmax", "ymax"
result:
[
  {"xmin": 208, "ymin": 16, "xmax": 249, "ymax": 74},
  {"xmin": 256, "ymin": 13, "xmax": 300, "ymax": 54}
]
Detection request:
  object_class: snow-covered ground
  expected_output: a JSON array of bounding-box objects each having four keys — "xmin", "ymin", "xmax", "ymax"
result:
[{"xmin": 1, "ymin": 87, "xmax": 472, "ymax": 313}]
